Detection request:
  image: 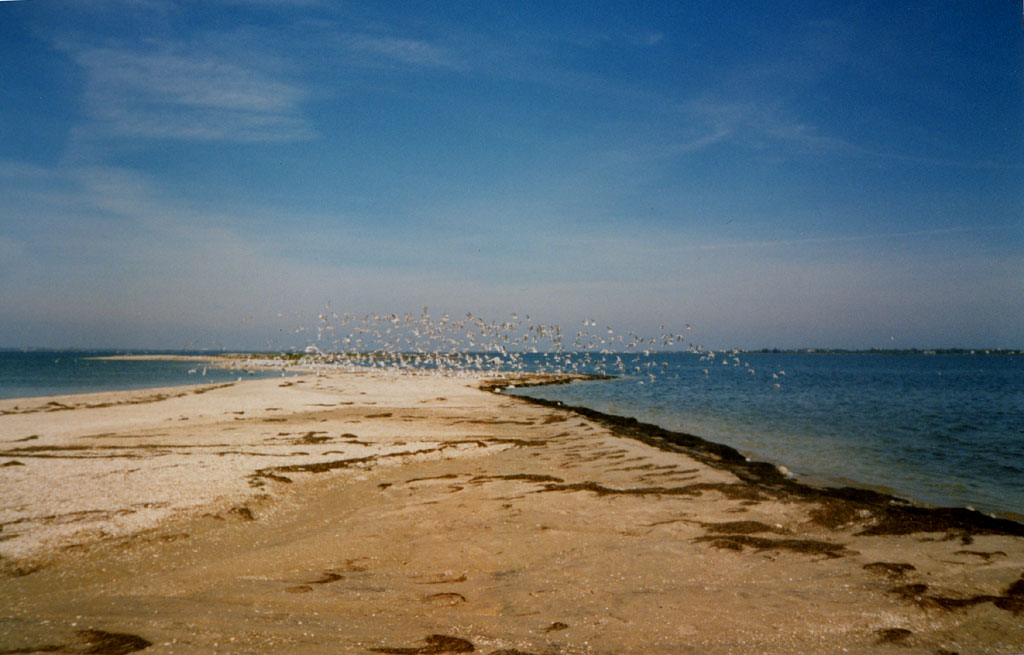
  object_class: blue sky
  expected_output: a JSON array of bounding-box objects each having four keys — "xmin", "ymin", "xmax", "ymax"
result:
[{"xmin": 1, "ymin": 0, "xmax": 1021, "ymax": 350}]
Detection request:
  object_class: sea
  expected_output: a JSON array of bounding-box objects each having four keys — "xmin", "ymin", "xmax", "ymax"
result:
[
  {"xmin": 505, "ymin": 351, "xmax": 1024, "ymax": 520},
  {"xmin": 0, "ymin": 350, "xmax": 290, "ymax": 400},
  {"xmin": 1, "ymin": 349, "xmax": 1022, "ymax": 520}
]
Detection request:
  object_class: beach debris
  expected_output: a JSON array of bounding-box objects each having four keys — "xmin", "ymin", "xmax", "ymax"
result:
[
  {"xmin": 306, "ymin": 571, "xmax": 344, "ymax": 584},
  {"xmin": 863, "ymin": 562, "xmax": 916, "ymax": 579},
  {"xmin": 371, "ymin": 634, "xmax": 475, "ymax": 654},
  {"xmin": 5, "ymin": 629, "xmax": 153, "ymax": 655},
  {"xmin": 227, "ymin": 506, "xmax": 255, "ymax": 521},
  {"xmin": 423, "ymin": 592, "xmax": 467, "ymax": 605},
  {"xmin": 413, "ymin": 572, "xmax": 468, "ymax": 584},
  {"xmin": 691, "ymin": 534, "xmax": 853, "ymax": 558},
  {"xmin": 874, "ymin": 628, "xmax": 913, "ymax": 645},
  {"xmin": 696, "ymin": 520, "xmax": 791, "ymax": 535},
  {"xmin": 889, "ymin": 575, "xmax": 1024, "ymax": 613}
]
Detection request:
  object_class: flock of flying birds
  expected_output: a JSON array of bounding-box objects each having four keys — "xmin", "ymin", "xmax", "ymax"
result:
[{"xmin": 252, "ymin": 307, "xmax": 786, "ymax": 387}]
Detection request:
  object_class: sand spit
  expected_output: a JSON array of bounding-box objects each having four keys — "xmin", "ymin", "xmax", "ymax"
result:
[{"xmin": 1, "ymin": 372, "xmax": 1022, "ymax": 655}]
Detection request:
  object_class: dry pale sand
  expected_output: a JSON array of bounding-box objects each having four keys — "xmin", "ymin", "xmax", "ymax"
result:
[{"xmin": 1, "ymin": 372, "xmax": 1022, "ymax": 655}]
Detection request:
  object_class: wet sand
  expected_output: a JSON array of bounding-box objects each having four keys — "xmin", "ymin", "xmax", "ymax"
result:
[{"xmin": 1, "ymin": 371, "xmax": 1022, "ymax": 654}]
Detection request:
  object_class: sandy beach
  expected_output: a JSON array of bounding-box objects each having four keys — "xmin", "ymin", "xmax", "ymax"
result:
[{"xmin": 1, "ymin": 371, "xmax": 1023, "ymax": 655}]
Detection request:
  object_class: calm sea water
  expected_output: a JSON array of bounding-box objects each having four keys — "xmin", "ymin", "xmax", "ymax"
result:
[
  {"xmin": 2, "ymin": 349, "xmax": 1021, "ymax": 518},
  {"xmin": 506, "ymin": 352, "xmax": 1024, "ymax": 519},
  {"xmin": 0, "ymin": 350, "xmax": 289, "ymax": 400}
]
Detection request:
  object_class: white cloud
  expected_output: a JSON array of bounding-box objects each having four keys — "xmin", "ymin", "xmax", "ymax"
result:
[
  {"xmin": 343, "ymin": 33, "xmax": 458, "ymax": 69},
  {"xmin": 66, "ymin": 44, "xmax": 315, "ymax": 143},
  {"xmin": 682, "ymin": 97, "xmax": 859, "ymax": 158}
]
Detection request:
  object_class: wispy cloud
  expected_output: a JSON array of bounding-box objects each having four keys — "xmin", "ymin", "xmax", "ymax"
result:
[
  {"xmin": 64, "ymin": 43, "xmax": 315, "ymax": 143},
  {"xmin": 683, "ymin": 97, "xmax": 860, "ymax": 156},
  {"xmin": 342, "ymin": 33, "xmax": 459, "ymax": 70},
  {"xmin": 685, "ymin": 226, "xmax": 1009, "ymax": 252}
]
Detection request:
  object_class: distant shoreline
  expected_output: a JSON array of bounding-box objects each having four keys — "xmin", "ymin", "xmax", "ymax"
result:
[{"xmin": 3, "ymin": 347, "xmax": 1022, "ymax": 357}]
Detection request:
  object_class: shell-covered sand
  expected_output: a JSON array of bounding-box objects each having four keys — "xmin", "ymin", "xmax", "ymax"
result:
[{"xmin": 1, "ymin": 372, "xmax": 1022, "ymax": 654}]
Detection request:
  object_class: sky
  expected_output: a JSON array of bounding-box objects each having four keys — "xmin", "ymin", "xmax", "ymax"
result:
[{"xmin": 1, "ymin": 0, "xmax": 1022, "ymax": 351}]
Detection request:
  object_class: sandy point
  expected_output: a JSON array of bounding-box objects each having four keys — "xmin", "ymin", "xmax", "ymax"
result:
[{"xmin": 1, "ymin": 370, "xmax": 1023, "ymax": 654}]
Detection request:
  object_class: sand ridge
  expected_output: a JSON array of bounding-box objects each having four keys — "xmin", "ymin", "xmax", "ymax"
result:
[{"xmin": 1, "ymin": 371, "xmax": 1023, "ymax": 654}]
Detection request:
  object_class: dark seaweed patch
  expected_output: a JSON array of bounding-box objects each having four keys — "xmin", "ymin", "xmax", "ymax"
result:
[
  {"xmin": 297, "ymin": 432, "xmax": 330, "ymax": 444},
  {"xmin": 483, "ymin": 438, "xmax": 546, "ymax": 448},
  {"xmin": 0, "ymin": 630, "xmax": 153, "ymax": 655},
  {"xmin": 77, "ymin": 630, "xmax": 152, "ymax": 655},
  {"xmin": 407, "ymin": 474, "xmax": 460, "ymax": 484},
  {"xmin": 260, "ymin": 449, "xmax": 440, "ymax": 478},
  {"xmin": 259, "ymin": 472, "xmax": 293, "ymax": 484},
  {"xmin": 808, "ymin": 499, "xmax": 867, "ymax": 529},
  {"xmin": 698, "ymin": 520, "xmax": 789, "ymax": 535},
  {"xmin": 470, "ymin": 474, "xmax": 564, "ymax": 484},
  {"xmin": 537, "ymin": 480, "xmax": 764, "ymax": 501},
  {"xmin": 890, "ymin": 575, "xmax": 1024, "ymax": 613},
  {"xmin": 415, "ymin": 573, "xmax": 467, "ymax": 584},
  {"xmin": 875, "ymin": 628, "xmax": 913, "ymax": 645},
  {"xmin": 891, "ymin": 583, "xmax": 929, "ymax": 602},
  {"xmin": 266, "ymin": 456, "xmax": 375, "ymax": 474},
  {"xmin": 863, "ymin": 562, "xmax": 916, "ymax": 579},
  {"xmin": 228, "ymin": 506, "xmax": 255, "ymax": 521},
  {"xmin": 371, "ymin": 634, "xmax": 475, "ymax": 654},
  {"xmin": 192, "ymin": 383, "xmax": 234, "ymax": 395},
  {"xmin": 307, "ymin": 571, "xmax": 344, "ymax": 584},
  {"xmin": 1005, "ymin": 575, "xmax": 1024, "ymax": 597},
  {"xmin": 855, "ymin": 505, "xmax": 1024, "ymax": 538},
  {"xmin": 452, "ymin": 419, "xmax": 534, "ymax": 426},
  {"xmin": 0, "ymin": 559, "xmax": 41, "ymax": 578},
  {"xmin": 693, "ymin": 535, "xmax": 852, "ymax": 558},
  {"xmin": 954, "ymin": 550, "xmax": 1007, "ymax": 561}
]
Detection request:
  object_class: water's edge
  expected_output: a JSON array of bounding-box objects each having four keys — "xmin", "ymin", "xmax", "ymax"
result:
[{"xmin": 485, "ymin": 376, "xmax": 1024, "ymax": 535}]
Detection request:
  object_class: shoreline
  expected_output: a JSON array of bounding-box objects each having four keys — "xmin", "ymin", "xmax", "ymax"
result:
[
  {"xmin": 5, "ymin": 365, "xmax": 1021, "ymax": 526},
  {"xmin": 3, "ymin": 371, "xmax": 1024, "ymax": 653},
  {"xmin": 490, "ymin": 379, "xmax": 1024, "ymax": 532},
  {"xmin": 495, "ymin": 374, "xmax": 1024, "ymax": 524},
  {"xmin": 8, "ymin": 349, "xmax": 1020, "ymax": 522}
]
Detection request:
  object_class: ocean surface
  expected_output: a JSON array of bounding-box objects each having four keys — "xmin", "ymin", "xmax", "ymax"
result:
[
  {"xmin": 1, "ymin": 349, "xmax": 1021, "ymax": 519},
  {"xmin": 0, "ymin": 350, "xmax": 290, "ymax": 400}
]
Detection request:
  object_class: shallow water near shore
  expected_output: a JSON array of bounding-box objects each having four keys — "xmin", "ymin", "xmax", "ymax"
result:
[
  {"xmin": 506, "ymin": 352, "xmax": 1024, "ymax": 519},
  {"xmin": 0, "ymin": 350, "xmax": 289, "ymax": 399}
]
